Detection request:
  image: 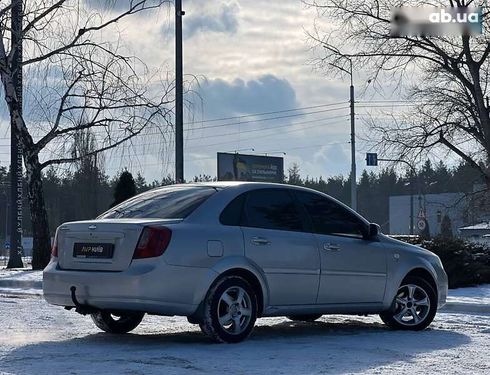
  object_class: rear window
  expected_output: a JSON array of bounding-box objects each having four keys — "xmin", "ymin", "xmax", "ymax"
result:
[
  {"xmin": 243, "ymin": 189, "xmax": 304, "ymax": 232},
  {"xmin": 99, "ymin": 186, "xmax": 217, "ymax": 219},
  {"xmin": 220, "ymin": 193, "xmax": 246, "ymax": 226}
]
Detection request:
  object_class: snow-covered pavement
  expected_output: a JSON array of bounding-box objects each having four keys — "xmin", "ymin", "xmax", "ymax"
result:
[{"xmin": 0, "ymin": 293, "xmax": 489, "ymax": 375}]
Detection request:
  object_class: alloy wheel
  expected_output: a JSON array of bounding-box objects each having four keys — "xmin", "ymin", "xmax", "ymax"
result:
[
  {"xmin": 217, "ymin": 286, "xmax": 253, "ymax": 335},
  {"xmin": 392, "ymin": 284, "xmax": 431, "ymax": 326}
]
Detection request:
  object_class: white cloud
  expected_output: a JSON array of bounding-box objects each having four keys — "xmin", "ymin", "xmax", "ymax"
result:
[
  {"xmin": 196, "ymin": 74, "xmax": 298, "ymax": 118},
  {"xmin": 185, "ymin": 2, "xmax": 240, "ymax": 39}
]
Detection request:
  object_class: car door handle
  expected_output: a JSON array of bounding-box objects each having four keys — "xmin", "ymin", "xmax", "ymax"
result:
[
  {"xmin": 251, "ymin": 237, "xmax": 271, "ymax": 246},
  {"xmin": 323, "ymin": 243, "xmax": 340, "ymax": 251}
]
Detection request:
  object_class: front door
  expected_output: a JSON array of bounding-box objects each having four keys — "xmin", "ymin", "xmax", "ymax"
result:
[{"xmin": 294, "ymin": 190, "xmax": 387, "ymax": 304}]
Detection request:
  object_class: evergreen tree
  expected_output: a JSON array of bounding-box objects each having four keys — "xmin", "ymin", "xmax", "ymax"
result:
[
  {"xmin": 440, "ymin": 214, "xmax": 453, "ymax": 239},
  {"xmin": 161, "ymin": 174, "xmax": 175, "ymax": 186},
  {"xmin": 287, "ymin": 163, "xmax": 302, "ymax": 185},
  {"xmin": 419, "ymin": 219, "xmax": 431, "ymax": 240},
  {"xmin": 135, "ymin": 173, "xmax": 148, "ymax": 194},
  {"xmin": 111, "ymin": 171, "xmax": 137, "ymax": 208},
  {"xmin": 193, "ymin": 174, "xmax": 215, "ymax": 182}
]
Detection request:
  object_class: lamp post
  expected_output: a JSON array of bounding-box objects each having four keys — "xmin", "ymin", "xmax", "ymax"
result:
[
  {"xmin": 323, "ymin": 47, "xmax": 357, "ymax": 211},
  {"xmin": 175, "ymin": 0, "xmax": 184, "ymax": 183},
  {"xmin": 348, "ymin": 59, "xmax": 357, "ymax": 212}
]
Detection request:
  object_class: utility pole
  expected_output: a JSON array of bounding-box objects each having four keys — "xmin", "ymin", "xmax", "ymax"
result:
[
  {"xmin": 349, "ymin": 59, "xmax": 357, "ymax": 211},
  {"xmin": 7, "ymin": 0, "xmax": 24, "ymax": 269},
  {"xmin": 322, "ymin": 47, "xmax": 357, "ymax": 210},
  {"xmin": 175, "ymin": 0, "xmax": 184, "ymax": 183},
  {"xmin": 93, "ymin": 153, "xmax": 98, "ymax": 217}
]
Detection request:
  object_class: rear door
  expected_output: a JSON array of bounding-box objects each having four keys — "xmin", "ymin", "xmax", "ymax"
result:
[
  {"xmin": 241, "ymin": 189, "xmax": 320, "ymax": 306},
  {"xmin": 295, "ymin": 191, "xmax": 387, "ymax": 304}
]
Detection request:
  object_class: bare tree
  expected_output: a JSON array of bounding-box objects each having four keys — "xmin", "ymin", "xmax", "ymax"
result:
[
  {"xmin": 0, "ymin": 0, "xmax": 172, "ymax": 269},
  {"xmin": 306, "ymin": 0, "xmax": 490, "ymax": 186}
]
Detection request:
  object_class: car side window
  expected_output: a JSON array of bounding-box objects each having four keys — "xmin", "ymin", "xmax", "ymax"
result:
[
  {"xmin": 296, "ymin": 191, "xmax": 365, "ymax": 238},
  {"xmin": 243, "ymin": 189, "xmax": 304, "ymax": 232},
  {"xmin": 220, "ymin": 193, "xmax": 246, "ymax": 226}
]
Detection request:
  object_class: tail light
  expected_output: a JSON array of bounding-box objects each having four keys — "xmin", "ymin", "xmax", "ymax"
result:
[
  {"xmin": 133, "ymin": 226, "xmax": 172, "ymax": 259},
  {"xmin": 51, "ymin": 228, "xmax": 59, "ymax": 258}
]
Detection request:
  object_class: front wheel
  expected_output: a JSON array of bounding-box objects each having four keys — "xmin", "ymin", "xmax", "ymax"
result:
[
  {"xmin": 91, "ymin": 311, "xmax": 145, "ymax": 334},
  {"xmin": 380, "ymin": 276, "xmax": 437, "ymax": 331},
  {"xmin": 199, "ymin": 276, "xmax": 258, "ymax": 343}
]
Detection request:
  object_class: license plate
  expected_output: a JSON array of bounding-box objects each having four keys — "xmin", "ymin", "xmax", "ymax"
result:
[{"xmin": 73, "ymin": 243, "xmax": 114, "ymax": 259}]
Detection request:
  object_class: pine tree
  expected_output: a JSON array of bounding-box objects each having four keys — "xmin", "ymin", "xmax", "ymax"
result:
[
  {"xmin": 111, "ymin": 171, "xmax": 137, "ymax": 208},
  {"xmin": 135, "ymin": 173, "xmax": 148, "ymax": 194},
  {"xmin": 420, "ymin": 219, "xmax": 431, "ymax": 240},
  {"xmin": 287, "ymin": 163, "xmax": 302, "ymax": 186},
  {"xmin": 440, "ymin": 214, "xmax": 453, "ymax": 239}
]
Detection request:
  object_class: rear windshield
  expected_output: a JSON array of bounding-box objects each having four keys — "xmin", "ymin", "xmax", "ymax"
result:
[{"xmin": 99, "ymin": 186, "xmax": 217, "ymax": 219}]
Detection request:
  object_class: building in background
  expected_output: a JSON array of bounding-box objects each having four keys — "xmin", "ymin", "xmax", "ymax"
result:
[
  {"xmin": 389, "ymin": 192, "xmax": 468, "ymax": 236},
  {"xmin": 459, "ymin": 222, "xmax": 490, "ymax": 245}
]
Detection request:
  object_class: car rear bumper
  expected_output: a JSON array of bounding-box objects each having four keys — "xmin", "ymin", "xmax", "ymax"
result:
[{"xmin": 43, "ymin": 259, "xmax": 218, "ymax": 316}]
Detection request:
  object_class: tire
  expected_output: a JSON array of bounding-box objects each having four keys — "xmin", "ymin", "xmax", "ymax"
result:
[
  {"xmin": 287, "ymin": 314, "xmax": 322, "ymax": 322},
  {"xmin": 380, "ymin": 276, "xmax": 437, "ymax": 331},
  {"xmin": 199, "ymin": 275, "xmax": 258, "ymax": 343},
  {"xmin": 91, "ymin": 311, "xmax": 145, "ymax": 334}
]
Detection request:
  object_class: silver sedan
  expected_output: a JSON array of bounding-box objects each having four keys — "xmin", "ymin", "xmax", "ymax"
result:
[{"xmin": 43, "ymin": 182, "xmax": 448, "ymax": 343}]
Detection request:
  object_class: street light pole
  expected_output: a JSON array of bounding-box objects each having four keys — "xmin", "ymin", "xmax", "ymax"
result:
[
  {"xmin": 348, "ymin": 59, "xmax": 357, "ymax": 211},
  {"xmin": 323, "ymin": 47, "xmax": 357, "ymax": 211},
  {"xmin": 175, "ymin": 0, "xmax": 184, "ymax": 183}
]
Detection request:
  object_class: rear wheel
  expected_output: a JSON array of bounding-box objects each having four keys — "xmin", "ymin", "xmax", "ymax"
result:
[
  {"xmin": 287, "ymin": 314, "xmax": 322, "ymax": 322},
  {"xmin": 91, "ymin": 311, "xmax": 145, "ymax": 334},
  {"xmin": 199, "ymin": 276, "xmax": 258, "ymax": 343},
  {"xmin": 380, "ymin": 276, "xmax": 437, "ymax": 331}
]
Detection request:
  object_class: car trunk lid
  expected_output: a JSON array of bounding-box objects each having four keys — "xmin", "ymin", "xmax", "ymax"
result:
[{"xmin": 57, "ymin": 218, "xmax": 182, "ymax": 271}]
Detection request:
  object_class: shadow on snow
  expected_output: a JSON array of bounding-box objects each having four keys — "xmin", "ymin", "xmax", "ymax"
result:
[{"xmin": 4, "ymin": 318, "xmax": 471, "ymax": 374}]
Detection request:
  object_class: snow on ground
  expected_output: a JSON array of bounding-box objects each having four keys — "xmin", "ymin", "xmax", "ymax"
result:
[
  {"xmin": 448, "ymin": 284, "xmax": 490, "ymax": 305},
  {"xmin": 0, "ymin": 269, "xmax": 41, "ymax": 282},
  {"xmin": 0, "ymin": 294, "xmax": 489, "ymax": 375}
]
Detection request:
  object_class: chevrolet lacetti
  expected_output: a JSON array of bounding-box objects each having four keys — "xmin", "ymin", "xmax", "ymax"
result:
[{"xmin": 43, "ymin": 182, "xmax": 448, "ymax": 343}]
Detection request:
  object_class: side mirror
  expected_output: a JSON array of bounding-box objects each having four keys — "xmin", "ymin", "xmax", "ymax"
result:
[{"xmin": 368, "ymin": 223, "xmax": 380, "ymax": 240}]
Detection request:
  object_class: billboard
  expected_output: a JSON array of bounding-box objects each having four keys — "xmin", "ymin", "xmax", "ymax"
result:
[{"xmin": 217, "ymin": 152, "xmax": 284, "ymax": 183}]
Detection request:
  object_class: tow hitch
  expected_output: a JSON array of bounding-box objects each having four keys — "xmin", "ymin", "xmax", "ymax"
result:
[{"xmin": 66, "ymin": 286, "xmax": 99, "ymax": 315}]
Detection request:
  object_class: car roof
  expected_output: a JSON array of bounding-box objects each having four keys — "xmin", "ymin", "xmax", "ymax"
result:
[
  {"xmin": 165, "ymin": 181, "xmax": 322, "ymax": 192},
  {"xmin": 164, "ymin": 181, "xmax": 349, "ymax": 200}
]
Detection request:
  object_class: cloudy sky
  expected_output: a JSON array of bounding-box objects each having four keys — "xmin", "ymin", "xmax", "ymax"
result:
[{"xmin": 0, "ymin": 0, "xmax": 402, "ymax": 182}]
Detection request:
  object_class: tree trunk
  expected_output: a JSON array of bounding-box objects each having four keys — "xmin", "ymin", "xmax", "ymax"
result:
[{"xmin": 25, "ymin": 156, "xmax": 51, "ymax": 270}]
